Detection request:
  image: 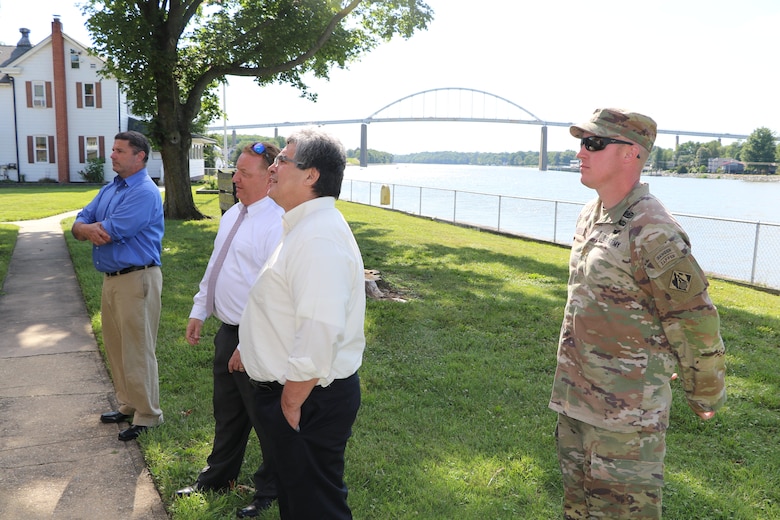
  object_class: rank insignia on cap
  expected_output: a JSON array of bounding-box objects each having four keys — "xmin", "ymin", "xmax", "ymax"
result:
[{"xmin": 670, "ymin": 271, "xmax": 692, "ymax": 292}]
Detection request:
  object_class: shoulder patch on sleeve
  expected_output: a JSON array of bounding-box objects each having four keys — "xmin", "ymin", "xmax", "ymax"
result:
[
  {"xmin": 645, "ymin": 239, "xmax": 686, "ymax": 276},
  {"xmin": 642, "ymin": 236, "xmax": 708, "ymax": 302},
  {"xmin": 654, "ymin": 259, "xmax": 708, "ymax": 304},
  {"xmin": 669, "ymin": 270, "xmax": 693, "ymax": 292}
]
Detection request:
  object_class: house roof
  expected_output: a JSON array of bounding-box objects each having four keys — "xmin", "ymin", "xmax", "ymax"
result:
[
  {"xmin": 0, "ymin": 46, "xmax": 12, "ymax": 83},
  {"xmin": 0, "ymin": 27, "xmax": 33, "ymax": 67},
  {"xmin": 0, "ymin": 27, "xmax": 34, "ymax": 83},
  {"xmin": 1, "ymin": 24, "xmax": 97, "ymax": 81},
  {"xmin": 1, "ymin": 27, "xmax": 35, "ymax": 82},
  {"xmin": 193, "ymin": 134, "xmax": 218, "ymax": 145},
  {"xmin": 0, "ymin": 45, "xmax": 15, "ymax": 67}
]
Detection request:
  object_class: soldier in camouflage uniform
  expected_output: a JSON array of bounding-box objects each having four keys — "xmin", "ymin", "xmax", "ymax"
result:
[{"xmin": 548, "ymin": 108, "xmax": 727, "ymax": 519}]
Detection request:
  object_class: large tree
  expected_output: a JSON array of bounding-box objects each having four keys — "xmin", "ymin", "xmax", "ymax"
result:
[
  {"xmin": 741, "ymin": 127, "xmax": 777, "ymax": 173},
  {"xmin": 81, "ymin": 0, "xmax": 433, "ymax": 219}
]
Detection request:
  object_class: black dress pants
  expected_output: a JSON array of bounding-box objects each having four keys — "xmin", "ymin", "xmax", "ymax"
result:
[
  {"xmin": 252, "ymin": 373, "xmax": 361, "ymax": 519},
  {"xmin": 198, "ymin": 323, "xmax": 277, "ymax": 500}
]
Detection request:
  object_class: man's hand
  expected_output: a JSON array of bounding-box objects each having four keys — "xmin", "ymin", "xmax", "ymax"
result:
[
  {"xmin": 281, "ymin": 379, "xmax": 317, "ymax": 431},
  {"xmin": 228, "ymin": 348, "xmax": 244, "ymax": 373},
  {"xmin": 672, "ymin": 372, "xmax": 716, "ymax": 421},
  {"xmin": 185, "ymin": 318, "xmax": 203, "ymax": 346},
  {"xmin": 72, "ymin": 221, "xmax": 111, "ymax": 246}
]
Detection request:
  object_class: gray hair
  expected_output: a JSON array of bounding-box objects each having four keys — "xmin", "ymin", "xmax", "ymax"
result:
[{"xmin": 287, "ymin": 128, "xmax": 346, "ymax": 198}]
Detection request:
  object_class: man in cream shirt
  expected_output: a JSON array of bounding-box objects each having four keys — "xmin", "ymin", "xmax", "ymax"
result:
[{"xmin": 239, "ymin": 128, "xmax": 365, "ymax": 520}]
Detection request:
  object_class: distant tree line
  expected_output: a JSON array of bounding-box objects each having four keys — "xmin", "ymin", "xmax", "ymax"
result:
[
  {"xmin": 346, "ymin": 148, "xmax": 394, "ymax": 164},
  {"xmin": 391, "ymin": 150, "xmax": 578, "ymax": 167},
  {"xmin": 654, "ymin": 127, "xmax": 779, "ymax": 174}
]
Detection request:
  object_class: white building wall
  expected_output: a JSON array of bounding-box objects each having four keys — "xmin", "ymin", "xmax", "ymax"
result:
[
  {"xmin": 3, "ymin": 33, "xmax": 121, "ymax": 183},
  {"xmin": 11, "ymin": 43, "xmax": 58, "ymax": 182},
  {"xmin": 0, "ymin": 83, "xmax": 19, "ymax": 180},
  {"xmin": 2, "ymin": 19, "xmax": 208, "ymax": 184},
  {"xmin": 62, "ymin": 39, "xmax": 120, "ymax": 182}
]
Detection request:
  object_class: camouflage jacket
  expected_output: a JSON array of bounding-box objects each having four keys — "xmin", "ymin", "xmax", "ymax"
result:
[{"xmin": 549, "ymin": 183, "xmax": 726, "ymax": 433}]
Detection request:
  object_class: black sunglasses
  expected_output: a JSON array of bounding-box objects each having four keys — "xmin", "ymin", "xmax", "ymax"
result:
[
  {"xmin": 250, "ymin": 142, "xmax": 273, "ymax": 164},
  {"xmin": 580, "ymin": 136, "xmax": 634, "ymax": 152}
]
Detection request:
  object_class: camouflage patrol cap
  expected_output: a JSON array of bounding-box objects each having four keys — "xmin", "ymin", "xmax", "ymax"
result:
[{"xmin": 570, "ymin": 108, "xmax": 657, "ymax": 152}]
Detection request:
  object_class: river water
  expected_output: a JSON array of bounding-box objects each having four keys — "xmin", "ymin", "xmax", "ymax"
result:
[
  {"xmin": 344, "ymin": 164, "xmax": 780, "ymax": 223},
  {"xmin": 341, "ymin": 164, "xmax": 780, "ymax": 289}
]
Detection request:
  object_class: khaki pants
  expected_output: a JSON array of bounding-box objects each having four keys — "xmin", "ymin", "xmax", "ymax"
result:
[
  {"xmin": 555, "ymin": 414, "xmax": 665, "ymax": 520},
  {"xmin": 101, "ymin": 267, "xmax": 163, "ymax": 427}
]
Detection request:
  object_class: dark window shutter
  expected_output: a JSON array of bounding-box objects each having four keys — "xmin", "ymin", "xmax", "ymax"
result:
[
  {"xmin": 25, "ymin": 81, "xmax": 32, "ymax": 108},
  {"xmin": 76, "ymin": 82, "xmax": 83, "ymax": 109},
  {"xmin": 45, "ymin": 82, "xmax": 53, "ymax": 108},
  {"xmin": 79, "ymin": 136, "xmax": 85, "ymax": 163},
  {"xmin": 48, "ymin": 136, "xmax": 55, "ymax": 163}
]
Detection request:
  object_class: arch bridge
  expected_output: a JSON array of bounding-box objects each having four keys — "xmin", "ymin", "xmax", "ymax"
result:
[
  {"xmin": 208, "ymin": 87, "xmax": 750, "ymax": 169},
  {"xmin": 358, "ymin": 87, "xmax": 563, "ymax": 169}
]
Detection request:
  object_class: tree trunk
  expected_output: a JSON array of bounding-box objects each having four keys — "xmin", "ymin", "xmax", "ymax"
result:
[
  {"xmin": 156, "ymin": 94, "xmax": 205, "ymax": 220},
  {"xmin": 160, "ymin": 136, "xmax": 204, "ymax": 220}
]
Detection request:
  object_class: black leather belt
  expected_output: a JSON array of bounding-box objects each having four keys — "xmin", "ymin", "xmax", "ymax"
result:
[
  {"xmin": 105, "ymin": 264, "xmax": 157, "ymax": 277},
  {"xmin": 250, "ymin": 380, "xmax": 284, "ymax": 392}
]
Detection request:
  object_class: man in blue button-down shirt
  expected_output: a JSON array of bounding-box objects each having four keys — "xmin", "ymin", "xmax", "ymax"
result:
[{"xmin": 72, "ymin": 130, "xmax": 165, "ymax": 442}]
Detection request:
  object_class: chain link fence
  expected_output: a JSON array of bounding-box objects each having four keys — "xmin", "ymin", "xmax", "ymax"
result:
[{"xmin": 342, "ymin": 179, "xmax": 780, "ymax": 291}]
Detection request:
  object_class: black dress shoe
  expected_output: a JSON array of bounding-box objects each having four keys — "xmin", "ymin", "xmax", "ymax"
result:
[
  {"xmin": 100, "ymin": 410, "xmax": 132, "ymax": 423},
  {"xmin": 236, "ymin": 497, "xmax": 275, "ymax": 518},
  {"xmin": 175, "ymin": 483, "xmax": 201, "ymax": 497},
  {"xmin": 118, "ymin": 424, "xmax": 149, "ymax": 441}
]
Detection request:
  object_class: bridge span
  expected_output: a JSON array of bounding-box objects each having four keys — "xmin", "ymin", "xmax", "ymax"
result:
[{"xmin": 207, "ymin": 87, "xmax": 750, "ymax": 169}]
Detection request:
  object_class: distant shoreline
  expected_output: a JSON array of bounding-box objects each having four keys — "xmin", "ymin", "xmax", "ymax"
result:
[
  {"xmin": 643, "ymin": 172, "xmax": 780, "ymax": 182},
  {"xmin": 353, "ymin": 162, "xmax": 780, "ymax": 182}
]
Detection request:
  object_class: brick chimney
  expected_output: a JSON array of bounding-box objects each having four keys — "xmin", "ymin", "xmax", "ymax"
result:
[{"xmin": 51, "ymin": 16, "xmax": 70, "ymax": 183}]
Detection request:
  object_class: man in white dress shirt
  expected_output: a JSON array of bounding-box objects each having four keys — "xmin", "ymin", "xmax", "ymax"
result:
[
  {"xmin": 239, "ymin": 128, "xmax": 366, "ymax": 519},
  {"xmin": 178, "ymin": 142, "xmax": 284, "ymax": 518}
]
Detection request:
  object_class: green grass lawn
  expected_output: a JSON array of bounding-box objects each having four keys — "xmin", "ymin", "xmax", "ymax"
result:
[
  {"xmin": 0, "ymin": 185, "xmax": 101, "ymax": 294},
  {"xmin": 0, "ymin": 225, "xmax": 17, "ymax": 294},
  {"xmin": 4, "ymin": 186, "xmax": 780, "ymax": 519},
  {"xmin": 0, "ymin": 185, "xmax": 101, "ymax": 222}
]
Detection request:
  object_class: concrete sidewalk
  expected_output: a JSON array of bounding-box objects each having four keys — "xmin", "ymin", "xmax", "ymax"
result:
[{"xmin": 0, "ymin": 212, "xmax": 167, "ymax": 519}]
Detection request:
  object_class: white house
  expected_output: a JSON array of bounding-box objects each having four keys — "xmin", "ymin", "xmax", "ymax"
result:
[{"xmin": 0, "ymin": 17, "xmax": 211, "ymax": 184}]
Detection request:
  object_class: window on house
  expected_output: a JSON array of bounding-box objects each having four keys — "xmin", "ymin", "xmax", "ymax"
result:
[
  {"xmin": 84, "ymin": 83, "xmax": 95, "ymax": 108},
  {"xmin": 70, "ymin": 51, "xmax": 80, "ymax": 69},
  {"xmin": 32, "ymin": 81, "xmax": 46, "ymax": 107},
  {"xmin": 85, "ymin": 136, "xmax": 99, "ymax": 160},
  {"xmin": 34, "ymin": 136, "xmax": 49, "ymax": 163}
]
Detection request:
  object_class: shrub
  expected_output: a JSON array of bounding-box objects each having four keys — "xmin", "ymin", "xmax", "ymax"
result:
[{"xmin": 78, "ymin": 157, "xmax": 107, "ymax": 183}]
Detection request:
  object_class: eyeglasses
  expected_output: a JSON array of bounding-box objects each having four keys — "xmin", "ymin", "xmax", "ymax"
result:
[
  {"xmin": 580, "ymin": 136, "xmax": 634, "ymax": 152},
  {"xmin": 272, "ymin": 154, "xmax": 305, "ymax": 169},
  {"xmin": 250, "ymin": 142, "xmax": 272, "ymax": 165}
]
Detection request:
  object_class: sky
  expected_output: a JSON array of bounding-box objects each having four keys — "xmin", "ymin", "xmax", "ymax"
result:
[{"xmin": 2, "ymin": 0, "xmax": 779, "ymax": 155}]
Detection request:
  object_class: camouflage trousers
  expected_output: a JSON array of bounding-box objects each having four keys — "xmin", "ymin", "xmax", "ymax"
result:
[{"xmin": 555, "ymin": 414, "xmax": 666, "ymax": 519}]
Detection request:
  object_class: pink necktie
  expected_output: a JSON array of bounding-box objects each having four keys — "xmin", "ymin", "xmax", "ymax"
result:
[{"xmin": 205, "ymin": 205, "xmax": 247, "ymax": 316}]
